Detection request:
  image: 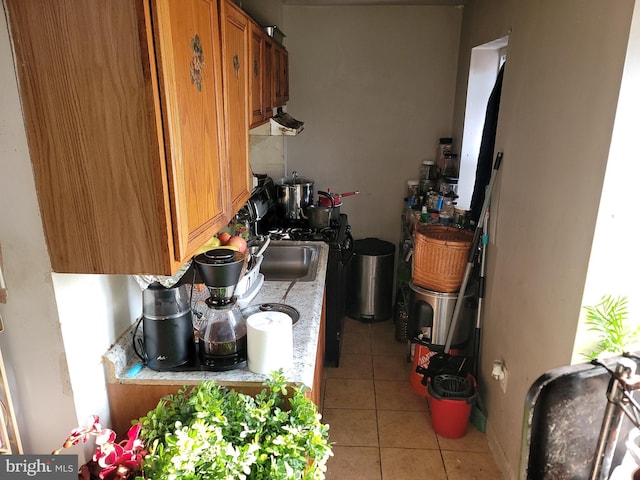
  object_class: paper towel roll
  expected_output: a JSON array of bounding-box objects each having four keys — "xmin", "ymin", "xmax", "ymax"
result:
[{"xmin": 247, "ymin": 311, "xmax": 293, "ymax": 374}]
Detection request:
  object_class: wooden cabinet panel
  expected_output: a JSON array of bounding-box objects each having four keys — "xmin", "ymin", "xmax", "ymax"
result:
[
  {"xmin": 5, "ymin": 0, "xmax": 230, "ymax": 275},
  {"xmin": 248, "ymin": 22, "xmax": 275, "ymax": 128},
  {"xmin": 274, "ymin": 44, "xmax": 289, "ymax": 107},
  {"xmin": 152, "ymin": 0, "xmax": 230, "ymax": 262},
  {"xmin": 263, "ymin": 37, "xmax": 274, "ymax": 119},
  {"xmin": 249, "ymin": 23, "xmax": 265, "ymax": 126},
  {"xmin": 308, "ymin": 294, "xmax": 327, "ymax": 409},
  {"xmin": 221, "ymin": 0, "xmax": 252, "ymax": 214}
]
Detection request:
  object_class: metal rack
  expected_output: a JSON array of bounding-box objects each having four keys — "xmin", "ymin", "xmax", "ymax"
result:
[{"xmin": 590, "ymin": 355, "xmax": 640, "ymax": 479}]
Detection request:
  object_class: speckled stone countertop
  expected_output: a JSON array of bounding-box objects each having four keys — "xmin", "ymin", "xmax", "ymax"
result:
[{"xmin": 103, "ymin": 241, "xmax": 329, "ymax": 390}]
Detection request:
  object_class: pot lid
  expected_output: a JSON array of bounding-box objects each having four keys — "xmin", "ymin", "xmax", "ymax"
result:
[
  {"xmin": 279, "ymin": 171, "xmax": 313, "ymax": 186},
  {"xmin": 241, "ymin": 303, "xmax": 300, "ymax": 327}
]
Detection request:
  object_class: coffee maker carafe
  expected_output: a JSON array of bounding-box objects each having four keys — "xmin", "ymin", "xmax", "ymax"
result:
[{"xmin": 194, "ymin": 248, "xmax": 248, "ymax": 371}]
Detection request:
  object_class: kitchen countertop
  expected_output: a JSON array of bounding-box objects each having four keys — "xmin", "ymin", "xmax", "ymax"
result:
[{"xmin": 103, "ymin": 241, "xmax": 329, "ymax": 390}]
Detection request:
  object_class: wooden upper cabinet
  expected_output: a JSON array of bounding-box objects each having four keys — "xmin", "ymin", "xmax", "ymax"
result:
[
  {"xmin": 263, "ymin": 37, "xmax": 275, "ymax": 119},
  {"xmin": 249, "ymin": 22, "xmax": 274, "ymax": 128},
  {"xmin": 5, "ymin": 0, "xmax": 230, "ymax": 275},
  {"xmin": 220, "ymin": 0, "xmax": 252, "ymax": 214},
  {"xmin": 274, "ymin": 43, "xmax": 290, "ymax": 107},
  {"xmin": 249, "ymin": 23, "xmax": 265, "ymax": 127},
  {"xmin": 152, "ymin": 0, "xmax": 230, "ymax": 265}
]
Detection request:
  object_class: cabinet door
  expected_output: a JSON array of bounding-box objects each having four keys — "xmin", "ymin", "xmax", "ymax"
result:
[
  {"xmin": 281, "ymin": 47, "xmax": 290, "ymax": 104},
  {"xmin": 6, "ymin": 0, "xmax": 172, "ymax": 274},
  {"xmin": 221, "ymin": 0, "xmax": 252, "ymax": 214},
  {"xmin": 249, "ymin": 23, "xmax": 265, "ymax": 127},
  {"xmin": 263, "ymin": 35, "xmax": 274, "ymax": 120},
  {"xmin": 152, "ymin": 0, "xmax": 230, "ymax": 261},
  {"xmin": 274, "ymin": 44, "xmax": 289, "ymax": 107}
]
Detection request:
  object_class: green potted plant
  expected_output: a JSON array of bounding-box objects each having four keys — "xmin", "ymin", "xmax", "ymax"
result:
[
  {"xmin": 583, "ymin": 295, "xmax": 639, "ymax": 360},
  {"xmin": 55, "ymin": 370, "xmax": 332, "ymax": 480}
]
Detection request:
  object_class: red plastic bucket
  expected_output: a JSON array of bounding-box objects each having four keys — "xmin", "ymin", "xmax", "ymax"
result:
[
  {"xmin": 426, "ymin": 374, "xmax": 477, "ymax": 438},
  {"xmin": 410, "ymin": 338, "xmax": 459, "ymax": 396}
]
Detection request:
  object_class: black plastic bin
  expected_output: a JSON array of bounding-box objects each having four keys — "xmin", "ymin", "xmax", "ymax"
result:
[{"xmin": 346, "ymin": 238, "xmax": 395, "ymax": 322}]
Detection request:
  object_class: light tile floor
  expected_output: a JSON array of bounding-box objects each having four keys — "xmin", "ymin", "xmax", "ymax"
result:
[{"xmin": 321, "ymin": 316, "xmax": 503, "ymax": 480}]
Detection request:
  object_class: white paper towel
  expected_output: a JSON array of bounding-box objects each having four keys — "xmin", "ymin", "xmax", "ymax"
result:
[{"xmin": 247, "ymin": 311, "xmax": 293, "ymax": 374}]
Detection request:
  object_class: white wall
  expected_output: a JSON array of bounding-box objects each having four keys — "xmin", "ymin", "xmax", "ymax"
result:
[
  {"xmin": 0, "ymin": 6, "xmax": 141, "ymax": 458},
  {"xmin": 452, "ymin": 0, "xmax": 636, "ymax": 477},
  {"xmin": 283, "ymin": 5, "xmax": 463, "ymax": 245},
  {"xmin": 0, "ymin": 7, "xmax": 77, "ymax": 454}
]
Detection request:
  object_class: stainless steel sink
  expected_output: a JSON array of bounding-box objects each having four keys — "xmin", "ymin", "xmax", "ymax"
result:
[{"xmin": 254, "ymin": 242, "xmax": 320, "ymax": 282}]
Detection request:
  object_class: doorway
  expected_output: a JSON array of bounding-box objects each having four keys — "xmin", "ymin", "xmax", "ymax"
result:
[{"xmin": 457, "ymin": 36, "xmax": 508, "ymax": 209}]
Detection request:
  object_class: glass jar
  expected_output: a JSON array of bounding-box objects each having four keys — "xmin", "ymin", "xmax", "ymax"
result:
[
  {"xmin": 233, "ymin": 208, "xmax": 251, "ymax": 240},
  {"xmin": 453, "ymin": 208, "xmax": 468, "ymax": 229},
  {"xmin": 442, "ymin": 153, "xmax": 459, "ymax": 177},
  {"xmin": 438, "ymin": 176, "xmax": 459, "ymax": 196},
  {"xmin": 442, "ymin": 198, "xmax": 455, "ymax": 217},
  {"xmin": 436, "ymin": 137, "xmax": 453, "ymax": 172},
  {"xmin": 419, "ymin": 160, "xmax": 437, "ymax": 196}
]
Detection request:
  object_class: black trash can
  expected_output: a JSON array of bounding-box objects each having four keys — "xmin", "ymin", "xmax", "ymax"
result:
[{"xmin": 346, "ymin": 238, "xmax": 395, "ymax": 322}]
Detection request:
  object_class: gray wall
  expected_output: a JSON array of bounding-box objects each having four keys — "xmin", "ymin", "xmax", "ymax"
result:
[
  {"xmin": 283, "ymin": 5, "xmax": 463, "ymax": 245},
  {"xmin": 0, "ymin": 7, "xmax": 81, "ymax": 456},
  {"xmin": 283, "ymin": 1, "xmax": 639, "ymax": 477},
  {"xmin": 453, "ymin": 0, "xmax": 636, "ymax": 477}
]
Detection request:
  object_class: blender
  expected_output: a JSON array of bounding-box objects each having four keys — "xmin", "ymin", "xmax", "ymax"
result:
[
  {"xmin": 194, "ymin": 248, "xmax": 248, "ymax": 371},
  {"xmin": 137, "ymin": 281, "xmax": 196, "ymax": 372}
]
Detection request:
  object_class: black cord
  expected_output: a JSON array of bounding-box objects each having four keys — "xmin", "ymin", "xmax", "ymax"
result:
[{"xmin": 132, "ymin": 316, "xmax": 146, "ymax": 363}]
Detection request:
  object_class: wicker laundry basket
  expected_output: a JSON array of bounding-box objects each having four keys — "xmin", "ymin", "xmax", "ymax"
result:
[{"xmin": 412, "ymin": 225, "xmax": 473, "ymax": 293}]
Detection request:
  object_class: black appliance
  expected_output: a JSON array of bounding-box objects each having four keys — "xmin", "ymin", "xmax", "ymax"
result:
[
  {"xmin": 266, "ymin": 214, "xmax": 353, "ymax": 367},
  {"xmin": 193, "ymin": 248, "xmax": 248, "ymax": 371},
  {"xmin": 136, "ymin": 282, "xmax": 195, "ymax": 371},
  {"xmin": 521, "ymin": 355, "xmax": 640, "ymax": 479},
  {"xmin": 243, "ymin": 176, "xmax": 277, "ymax": 237}
]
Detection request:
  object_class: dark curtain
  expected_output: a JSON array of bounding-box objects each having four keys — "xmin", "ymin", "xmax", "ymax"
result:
[{"xmin": 469, "ymin": 62, "xmax": 505, "ymax": 226}]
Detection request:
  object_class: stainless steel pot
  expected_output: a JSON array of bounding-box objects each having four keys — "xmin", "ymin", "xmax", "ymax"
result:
[
  {"xmin": 275, "ymin": 171, "xmax": 314, "ymax": 220},
  {"xmin": 307, "ymin": 204, "xmax": 332, "ymax": 229},
  {"xmin": 315, "ymin": 191, "xmax": 336, "ymax": 223},
  {"xmin": 408, "ymin": 281, "xmax": 476, "ymax": 347}
]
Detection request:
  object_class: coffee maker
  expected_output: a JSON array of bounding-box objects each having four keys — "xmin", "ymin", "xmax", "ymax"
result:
[{"xmin": 194, "ymin": 248, "xmax": 248, "ymax": 371}]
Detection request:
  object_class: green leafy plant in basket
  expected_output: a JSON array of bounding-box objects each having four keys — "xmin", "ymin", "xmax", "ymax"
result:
[
  {"xmin": 135, "ymin": 369, "xmax": 333, "ymax": 480},
  {"xmin": 583, "ymin": 295, "xmax": 640, "ymax": 360}
]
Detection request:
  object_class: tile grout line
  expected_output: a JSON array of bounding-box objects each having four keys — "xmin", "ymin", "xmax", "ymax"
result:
[{"xmin": 368, "ymin": 322, "xmax": 386, "ymax": 480}]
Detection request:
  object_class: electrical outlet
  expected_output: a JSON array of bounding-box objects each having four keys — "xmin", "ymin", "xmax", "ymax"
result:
[{"xmin": 500, "ymin": 365, "xmax": 509, "ymax": 393}]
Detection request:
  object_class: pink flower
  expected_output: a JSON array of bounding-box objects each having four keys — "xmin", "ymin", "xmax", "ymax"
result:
[{"xmin": 53, "ymin": 416, "xmax": 145, "ymax": 480}]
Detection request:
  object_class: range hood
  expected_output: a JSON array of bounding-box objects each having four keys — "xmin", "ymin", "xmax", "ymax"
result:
[{"xmin": 270, "ymin": 108, "xmax": 304, "ymax": 136}]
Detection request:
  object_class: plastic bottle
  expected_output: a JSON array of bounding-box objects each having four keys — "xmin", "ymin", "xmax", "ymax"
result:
[{"xmin": 420, "ymin": 205, "xmax": 429, "ymax": 223}]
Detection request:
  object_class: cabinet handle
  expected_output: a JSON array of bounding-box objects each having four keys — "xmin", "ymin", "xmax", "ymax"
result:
[
  {"xmin": 233, "ymin": 54, "xmax": 240, "ymax": 79},
  {"xmin": 253, "ymin": 58, "xmax": 259, "ymax": 77},
  {"xmin": 190, "ymin": 34, "xmax": 205, "ymax": 92}
]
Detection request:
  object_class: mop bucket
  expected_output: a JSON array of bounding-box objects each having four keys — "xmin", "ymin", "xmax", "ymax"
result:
[
  {"xmin": 427, "ymin": 374, "xmax": 477, "ymax": 438},
  {"xmin": 410, "ymin": 338, "xmax": 460, "ymax": 396}
]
